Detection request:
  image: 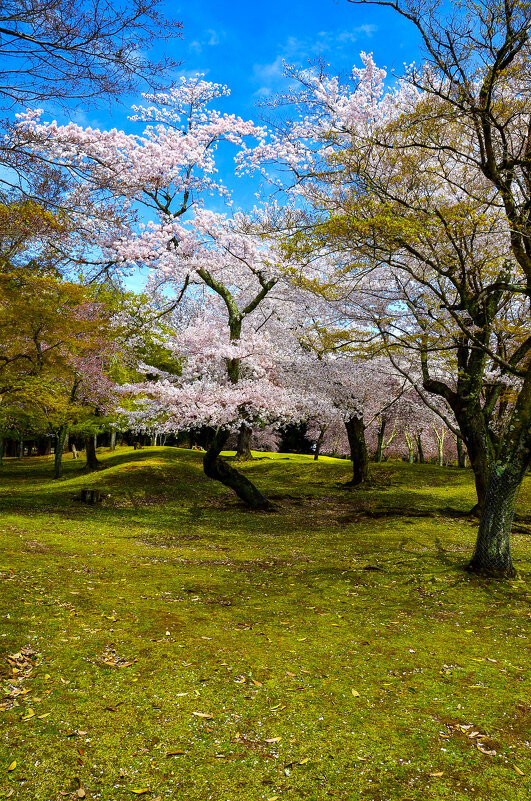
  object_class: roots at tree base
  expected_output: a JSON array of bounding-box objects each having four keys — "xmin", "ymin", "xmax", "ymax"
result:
[{"xmin": 203, "ymin": 428, "xmax": 270, "ymax": 510}]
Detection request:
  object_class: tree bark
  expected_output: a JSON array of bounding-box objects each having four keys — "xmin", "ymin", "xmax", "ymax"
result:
[
  {"xmin": 344, "ymin": 414, "xmax": 368, "ymax": 485},
  {"xmin": 203, "ymin": 428, "xmax": 270, "ymax": 509},
  {"xmin": 456, "ymin": 436, "xmax": 467, "ymax": 468},
  {"xmin": 466, "ymin": 463, "xmax": 522, "ymax": 577},
  {"xmin": 467, "ymin": 373, "xmax": 531, "ymax": 577},
  {"xmin": 235, "ymin": 422, "xmax": 253, "ymax": 461},
  {"xmin": 18, "ymin": 436, "xmax": 24, "ymax": 459},
  {"xmin": 109, "ymin": 430, "xmax": 116, "ymax": 451},
  {"xmin": 85, "ymin": 434, "xmax": 100, "ymax": 471},
  {"xmin": 375, "ymin": 418, "xmax": 385, "ymax": 462},
  {"xmin": 313, "ymin": 424, "xmax": 328, "ymax": 461},
  {"xmin": 405, "ymin": 432, "xmax": 414, "ymax": 463},
  {"xmin": 0, "ymin": 435, "xmax": 4, "ymax": 466},
  {"xmin": 54, "ymin": 426, "xmax": 68, "ymax": 479},
  {"xmin": 416, "ymin": 434, "xmax": 425, "ymax": 464}
]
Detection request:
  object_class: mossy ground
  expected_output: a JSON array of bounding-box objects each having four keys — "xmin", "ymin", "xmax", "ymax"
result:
[{"xmin": 0, "ymin": 447, "xmax": 529, "ymax": 801}]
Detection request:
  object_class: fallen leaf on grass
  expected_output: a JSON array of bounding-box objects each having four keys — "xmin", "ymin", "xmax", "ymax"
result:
[
  {"xmin": 5, "ymin": 790, "xmax": 14, "ymax": 798},
  {"xmin": 130, "ymin": 790, "xmax": 150, "ymax": 795},
  {"xmin": 165, "ymin": 750, "xmax": 186, "ymax": 757},
  {"xmin": 7, "ymin": 761, "xmax": 16, "ymax": 772},
  {"xmin": 192, "ymin": 712, "xmax": 213, "ymax": 719},
  {"xmin": 429, "ymin": 772, "xmax": 444, "ymax": 777},
  {"xmin": 22, "ymin": 709, "xmax": 35, "ymax": 720},
  {"xmin": 514, "ymin": 765, "xmax": 525, "ymax": 776},
  {"xmin": 77, "ymin": 789, "xmax": 86, "ymax": 799},
  {"xmin": 351, "ymin": 689, "xmax": 360, "ymax": 698},
  {"xmin": 265, "ymin": 737, "xmax": 281, "ymax": 743}
]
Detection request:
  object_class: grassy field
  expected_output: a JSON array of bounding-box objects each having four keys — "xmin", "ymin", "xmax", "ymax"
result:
[{"xmin": 0, "ymin": 447, "xmax": 530, "ymax": 801}]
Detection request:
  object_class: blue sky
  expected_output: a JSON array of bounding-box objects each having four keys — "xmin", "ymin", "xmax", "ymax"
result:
[
  {"xmin": 170, "ymin": 0, "xmax": 421, "ymax": 117},
  {"xmin": 64, "ymin": 0, "xmax": 422, "ymax": 132}
]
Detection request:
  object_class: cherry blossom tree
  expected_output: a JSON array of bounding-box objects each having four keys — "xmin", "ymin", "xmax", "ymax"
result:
[{"xmin": 245, "ymin": 50, "xmax": 529, "ymax": 576}]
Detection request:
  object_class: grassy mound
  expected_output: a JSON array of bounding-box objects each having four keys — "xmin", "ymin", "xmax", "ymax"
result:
[{"xmin": 0, "ymin": 447, "xmax": 529, "ymax": 800}]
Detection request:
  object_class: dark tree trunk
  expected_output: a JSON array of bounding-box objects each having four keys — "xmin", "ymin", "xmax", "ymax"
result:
[
  {"xmin": 456, "ymin": 437, "xmax": 467, "ymax": 468},
  {"xmin": 344, "ymin": 415, "xmax": 368, "ymax": 486},
  {"xmin": 467, "ymin": 375, "xmax": 530, "ymax": 577},
  {"xmin": 416, "ymin": 434, "xmax": 425, "ymax": 464},
  {"xmin": 85, "ymin": 435, "xmax": 100, "ymax": 471},
  {"xmin": 203, "ymin": 428, "xmax": 269, "ymax": 509},
  {"xmin": 109, "ymin": 430, "xmax": 116, "ymax": 451},
  {"xmin": 54, "ymin": 426, "xmax": 68, "ymax": 479},
  {"xmin": 0, "ymin": 435, "xmax": 4, "ymax": 466},
  {"xmin": 18, "ymin": 436, "xmax": 24, "ymax": 459},
  {"xmin": 375, "ymin": 418, "xmax": 385, "ymax": 462},
  {"xmin": 451, "ymin": 407, "xmax": 493, "ymax": 511},
  {"xmin": 235, "ymin": 422, "xmax": 253, "ymax": 461}
]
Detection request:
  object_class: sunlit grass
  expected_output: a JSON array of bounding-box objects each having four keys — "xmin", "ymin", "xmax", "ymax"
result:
[{"xmin": 0, "ymin": 447, "xmax": 529, "ymax": 800}]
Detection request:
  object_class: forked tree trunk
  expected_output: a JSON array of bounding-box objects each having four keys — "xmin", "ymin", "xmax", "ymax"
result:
[
  {"xmin": 203, "ymin": 428, "xmax": 269, "ymax": 509},
  {"xmin": 54, "ymin": 426, "xmax": 68, "ymax": 479},
  {"xmin": 235, "ymin": 422, "xmax": 253, "ymax": 461},
  {"xmin": 344, "ymin": 414, "xmax": 368, "ymax": 486},
  {"xmin": 467, "ymin": 372, "xmax": 530, "ymax": 577},
  {"xmin": 85, "ymin": 435, "xmax": 100, "ymax": 471}
]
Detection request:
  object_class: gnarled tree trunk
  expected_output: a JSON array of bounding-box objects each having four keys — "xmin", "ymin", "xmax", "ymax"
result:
[
  {"xmin": 344, "ymin": 414, "xmax": 368, "ymax": 486},
  {"xmin": 203, "ymin": 428, "xmax": 269, "ymax": 509}
]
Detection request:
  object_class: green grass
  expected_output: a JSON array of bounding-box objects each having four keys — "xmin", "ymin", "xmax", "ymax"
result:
[{"xmin": 0, "ymin": 447, "xmax": 530, "ymax": 801}]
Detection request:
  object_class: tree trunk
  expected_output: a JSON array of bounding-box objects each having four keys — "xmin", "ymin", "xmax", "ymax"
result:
[
  {"xmin": 18, "ymin": 436, "xmax": 24, "ymax": 459},
  {"xmin": 456, "ymin": 436, "xmax": 467, "ymax": 468},
  {"xmin": 313, "ymin": 424, "xmax": 328, "ymax": 461},
  {"xmin": 416, "ymin": 434, "xmax": 425, "ymax": 464},
  {"xmin": 203, "ymin": 428, "xmax": 269, "ymax": 509},
  {"xmin": 466, "ymin": 463, "xmax": 524, "ymax": 577},
  {"xmin": 375, "ymin": 418, "xmax": 385, "ymax": 462},
  {"xmin": 235, "ymin": 422, "xmax": 253, "ymax": 461},
  {"xmin": 405, "ymin": 432, "xmax": 414, "ymax": 463},
  {"xmin": 109, "ymin": 430, "xmax": 116, "ymax": 451},
  {"xmin": 85, "ymin": 435, "xmax": 100, "ymax": 471},
  {"xmin": 54, "ymin": 426, "xmax": 68, "ymax": 479},
  {"xmin": 344, "ymin": 414, "xmax": 368, "ymax": 486},
  {"xmin": 0, "ymin": 435, "xmax": 4, "ymax": 466}
]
